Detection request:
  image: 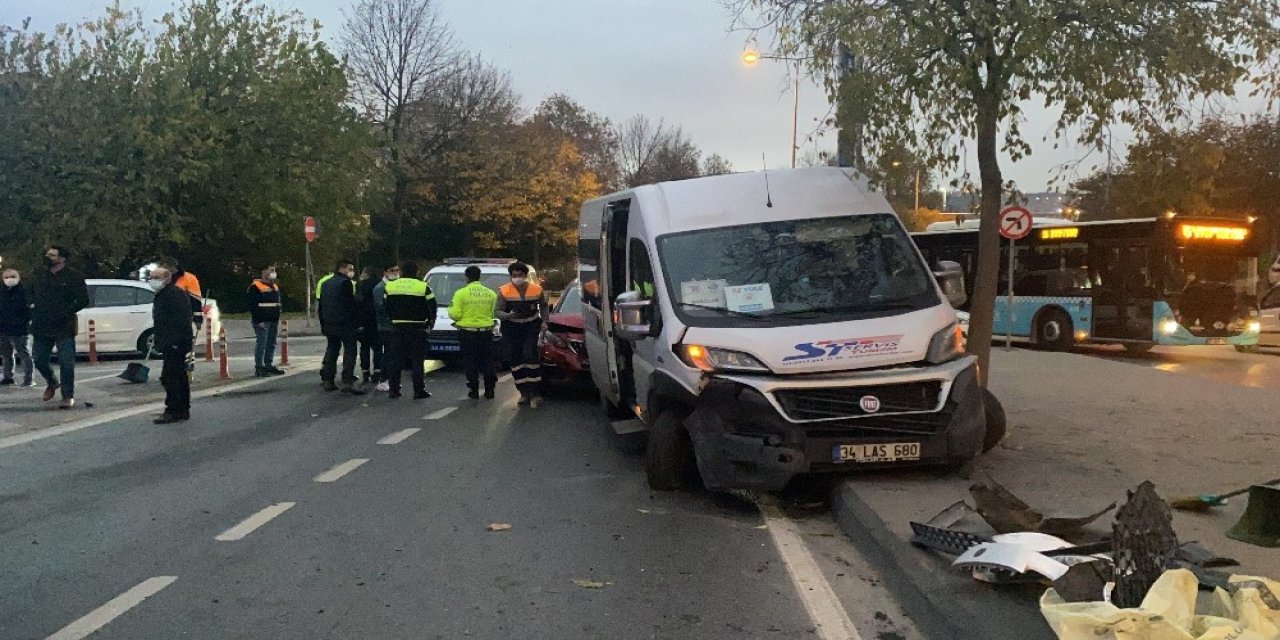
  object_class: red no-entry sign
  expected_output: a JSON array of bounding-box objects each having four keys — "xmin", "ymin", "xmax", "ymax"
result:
[
  {"xmin": 999, "ymin": 206, "xmax": 1033, "ymax": 241},
  {"xmin": 304, "ymin": 216, "xmax": 318, "ymax": 243}
]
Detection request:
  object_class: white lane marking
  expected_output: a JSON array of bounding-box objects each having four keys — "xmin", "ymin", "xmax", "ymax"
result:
[
  {"xmin": 0, "ymin": 361, "xmax": 322, "ymax": 451},
  {"xmin": 313, "ymin": 458, "xmax": 369, "ymax": 483},
  {"xmin": 759, "ymin": 499, "xmax": 864, "ymax": 640},
  {"xmin": 377, "ymin": 428, "xmax": 421, "ymax": 445},
  {"xmin": 497, "ymin": 374, "xmax": 512, "ymax": 383},
  {"xmin": 214, "ymin": 502, "xmax": 296, "ymax": 542},
  {"xmin": 46, "ymin": 576, "xmax": 177, "ymax": 640},
  {"xmin": 422, "ymin": 406, "xmax": 457, "ymax": 420}
]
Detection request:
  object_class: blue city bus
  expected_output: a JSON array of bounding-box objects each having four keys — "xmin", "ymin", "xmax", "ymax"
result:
[{"xmin": 912, "ymin": 217, "xmax": 1263, "ymax": 353}]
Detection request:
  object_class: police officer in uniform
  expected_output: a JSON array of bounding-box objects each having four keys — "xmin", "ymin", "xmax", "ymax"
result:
[
  {"xmin": 496, "ymin": 262, "xmax": 547, "ymax": 407},
  {"xmin": 448, "ymin": 265, "xmax": 498, "ymax": 400},
  {"xmin": 318, "ymin": 259, "xmax": 364, "ymax": 395},
  {"xmin": 384, "ymin": 261, "xmax": 436, "ymax": 400}
]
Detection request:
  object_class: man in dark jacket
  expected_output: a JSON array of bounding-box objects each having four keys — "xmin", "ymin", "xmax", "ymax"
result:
[
  {"xmin": 318, "ymin": 259, "xmax": 364, "ymax": 395},
  {"xmin": 149, "ymin": 266, "xmax": 194, "ymax": 424},
  {"xmin": 383, "ymin": 261, "xmax": 436, "ymax": 400},
  {"xmin": 356, "ymin": 266, "xmax": 382, "ymax": 385},
  {"xmin": 30, "ymin": 246, "xmax": 89, "ymax": 409},
  {"xmin": 246, "ymin": 264, "xmax": 285, "ymax": 377},
  {"xmin": 0, "ymin": 268, "xmax": 34, "ymax": 386}
]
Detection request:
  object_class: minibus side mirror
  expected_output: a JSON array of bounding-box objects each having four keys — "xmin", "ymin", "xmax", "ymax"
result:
[
  {"xmin": 613, "ymin": 290, "xmax": 656, "ymax": 340},
  {"xmin": 934, "ymin": 260, "xmax": 967, "ymax": 308}
]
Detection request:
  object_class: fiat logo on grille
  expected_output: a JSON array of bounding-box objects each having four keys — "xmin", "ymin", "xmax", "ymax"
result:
[{"xmin": 859, "ymin": 395, "xmax": 881, "ymax": 413}]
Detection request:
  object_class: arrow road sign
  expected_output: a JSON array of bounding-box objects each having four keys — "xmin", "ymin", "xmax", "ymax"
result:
[{"xmin": 999, "ymin": 206, "xmax": 1033, "ymax": 241}]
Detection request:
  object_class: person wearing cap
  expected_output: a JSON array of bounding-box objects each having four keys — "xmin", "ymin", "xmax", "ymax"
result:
[
  {"xmin": 149, "ymin": 266, "xmax": 194, "ymax": 424},
  {"xmin": 448, "ymin": 265, "xmax": 498, "ymax": 400},
  {"xmin": 383, "ymin": 261, "xmax": 436, "ymax": 400}
]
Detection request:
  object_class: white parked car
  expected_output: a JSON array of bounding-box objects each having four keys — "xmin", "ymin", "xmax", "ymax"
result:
[
  {"xmin": 76, "ymin": 279, "xmax": 221, "ymax": 356},
  {"xmin": 1269, "ymin": 255, "xmax": 1280, "ymax": 286}
]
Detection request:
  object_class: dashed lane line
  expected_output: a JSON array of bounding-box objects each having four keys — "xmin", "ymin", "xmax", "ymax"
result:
[
  {"xmin": 759, "ymin": 498, "xmax": 864, "ymax": 640},
  {"xmin": 214, "ymin": 502, "xmax": 296, "ymax": 542},
  {"xmin": 313, "ymin": 458, "xmax": 370, "ymax": 483},
  {"xmin": 422, "ymin": 407, "xmax": 457, "ymax": 420},
  {"xmin": 377, "ymin": 428, "xmax": 421, "ymax": 445},
  {"xmin": 0, "ymin": 361, "xmax": 322, "ymax": 451},
  {"xmin": 45, "ymin": 576, "xmax": 177, "ymax": 640}
]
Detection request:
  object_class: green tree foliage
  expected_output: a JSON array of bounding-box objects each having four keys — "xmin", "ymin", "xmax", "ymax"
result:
[
  {"xmin": 1071, "ymin": 116, "xmax": 1280, "ymax": 253},
  {"xmin": 0, "ymin": 0, "xmax": 374, "ymax": 309},
  {"xmin": 735, "ymin": 0, "xmax": 1280, "ymax": 383}
]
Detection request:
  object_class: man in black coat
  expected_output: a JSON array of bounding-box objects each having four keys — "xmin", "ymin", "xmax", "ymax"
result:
[
  {"xmin": 318, "ymin": 259, "xmax": 365, "ymax": 395},
  {"xmin": 30, "ymin": 245, "xmax": 90, "ymax": 409},
  {"xmin": 0, "ymin": 268, "xmax": 34, "ymax": 386},
  {"xmin": 150, "ymin": 266, "xmax": 194, "ymax": 424}
]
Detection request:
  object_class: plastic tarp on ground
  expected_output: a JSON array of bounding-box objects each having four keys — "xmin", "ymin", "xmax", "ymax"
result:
[{"xmin": 1041, "ymin": 569, "xmax": 1280, "ymax": 640}]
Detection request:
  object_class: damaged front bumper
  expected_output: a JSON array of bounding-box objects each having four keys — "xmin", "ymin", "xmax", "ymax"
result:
[{"xmin": 684, "ymin": 356, "xmax": 984, "ymax": 491}]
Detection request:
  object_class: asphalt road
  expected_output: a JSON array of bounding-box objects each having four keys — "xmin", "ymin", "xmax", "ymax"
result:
[
  {"xmin": 0, "ymin": 353, "xmax": 919, "ymax": 640},
  {"xmin": 1064, "ymin": 342, "xmax": 1280, "ymax": 389}
]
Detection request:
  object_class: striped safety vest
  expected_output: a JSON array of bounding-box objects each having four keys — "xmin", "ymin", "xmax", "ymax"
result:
[{"xmin": 498, "ymin": 282, "xmax": 544, "ymax": 323}]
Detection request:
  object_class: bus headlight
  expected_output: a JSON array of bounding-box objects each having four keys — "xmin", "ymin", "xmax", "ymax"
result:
[
  {"xmin": 1160, "ymin": 319, "xmax": 1180, "ymax": 335},
  {"xmin": 1247, "ymin": 320, "xmax": 1262, "ymax": 334}
]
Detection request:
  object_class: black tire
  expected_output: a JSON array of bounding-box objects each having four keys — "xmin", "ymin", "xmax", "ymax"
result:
[
  {"xmin": 981, "ymin": 387, "xmax": 1007, "ymax": 453},
  {"xmin": 1235, "ymin": 344, "xmax": 1260, "ymax": 354},
  {"xmin": 645, "ymin": 410, "xmax": 698, "ymax": 491},
  {"xmin": 1124, "ymin": 342, "xmax": 1155, "ymax": 355},
  {"xmin": 137, "ymin": 330, "xmax": 160, "ymax": 360},
  {"xmin": 1035, "ymin": 309, "xmax": 1074, "ymax": 351}
]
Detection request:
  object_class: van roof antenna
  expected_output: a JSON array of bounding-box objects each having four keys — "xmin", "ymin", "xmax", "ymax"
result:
[{"xmin": 761, "ymin": 154, "xmax": 773, "ymax": 208}]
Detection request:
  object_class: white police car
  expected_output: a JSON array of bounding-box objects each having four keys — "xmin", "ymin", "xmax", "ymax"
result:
[{"xmin": 423, "ymin": 258, "xmax": 538, "ymax": 363}]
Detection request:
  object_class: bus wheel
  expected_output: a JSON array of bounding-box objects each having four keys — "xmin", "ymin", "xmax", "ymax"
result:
[
  {"xmin": 1036, "ymin": 310, "xmax": 1074, "ymax": 351},
  {"xmin": 981, "ymin": 388, "xmax": 1007, "ymax": 453},
  {"xmin": 1235, "ymin": 344, "xmax": 1260, "ymax": 354},
  {"xmin": 1124, "ymin": 342, "xmax": 1154, "ymax": 355},
  {"xmin": 645, "ymin": 410, "xmax": 698, "ymax": 491}
]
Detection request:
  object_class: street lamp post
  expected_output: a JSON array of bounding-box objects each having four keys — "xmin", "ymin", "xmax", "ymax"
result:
[
  {"xmin": 742, "ymin": 48, "xmax": 800, "ymax": 169},
  {"xmin": 892, "ymin": 160, "xmax": 922, "ymax": 212}
]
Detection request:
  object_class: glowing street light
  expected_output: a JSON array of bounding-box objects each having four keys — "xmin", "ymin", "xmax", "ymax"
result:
[{"xmin": 741, "ymin": 47, "xmax": 799, "ymax": 168}]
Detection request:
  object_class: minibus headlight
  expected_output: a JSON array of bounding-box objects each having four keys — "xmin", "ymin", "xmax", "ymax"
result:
[
  {"xmin": 1160, "ymin": 319, "xmax": 1180, "ymax": 335},
  {"xmin": 926, "ymin": 323, "xmax": 963, "ymax": 364},
  {"xmin": 1247, "ymin": 320, "xmax": 1262, "ymax": 334},
  {"xmin": 678, "ymin": 344, "xmax": 769, "ymax": 373}
]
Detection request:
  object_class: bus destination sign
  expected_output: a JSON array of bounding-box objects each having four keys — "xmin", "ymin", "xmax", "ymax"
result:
[
  {"xmin": 1178, "ymin": 224, "xmax": 1248, "ymax": 242},
  {"xmin": 1039, "ymin": 227, "xmax": 1080, "ymax": 240}
]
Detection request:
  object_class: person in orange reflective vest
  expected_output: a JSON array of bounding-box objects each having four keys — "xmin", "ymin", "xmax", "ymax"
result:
[
  {"xmin": 247, "ymin": 265, "xmax": 285, "ymax": 377},
  {"xmin": 496, "ymin": 261, "xmax": 547, "ymax": 407}
]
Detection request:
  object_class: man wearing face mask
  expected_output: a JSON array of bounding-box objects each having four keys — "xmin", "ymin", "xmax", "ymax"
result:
[
  {"xmin": 30, "ymin": 246, "xmax": 90, "ymax": 409},
  {"xmin": 371, "ymin": 264, "xmax": 399, "ymax": 392},
  {"xmin": 318, "ymin": 259, "xmax": 365, "ymax": 395},
  {"xmin": 496, "ymin": 262, "xmax": 548, "ymax": 407},
  {"xmin": 0, "ymin": 268, "xmax": 34, "ymax": 387},
  {"xmin": 247, "ymin": 265, "xmax": 285, "ymax": 377},
  {"xmin": 150, "ymin": 267, "xmax": 194, "ymax": 423}
]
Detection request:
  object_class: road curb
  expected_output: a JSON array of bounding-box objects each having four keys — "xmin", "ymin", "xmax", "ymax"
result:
[
  {"xmin": 0, "ymin": 361, "xmax": 322, "ymax": 451},
  {"xmin": 830, "ymin": 481, "xmax": 1051, "ymax": 640}
]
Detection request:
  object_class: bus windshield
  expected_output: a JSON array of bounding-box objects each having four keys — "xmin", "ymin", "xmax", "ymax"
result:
[
  {"xmin": 658, "ymin": 214, "xmax": 939, "ymax": 327},
  {"xmin": 1165, "ymin": 247, "xmax": 1255, "ymax": 296}
]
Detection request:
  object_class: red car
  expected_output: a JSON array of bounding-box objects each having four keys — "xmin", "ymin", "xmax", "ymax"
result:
[{"xmin": 540, "ymin": 280, "xmax": 589, "ymax": 387}]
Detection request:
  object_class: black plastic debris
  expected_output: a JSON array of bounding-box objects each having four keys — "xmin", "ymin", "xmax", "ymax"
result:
[
  {"xmin": 1112, "ymin": 481, "xmax": 1178, "ymax": 609},
  {"xmin": 969, "ymin": 477, "xmax": 1116, "ymax": 536}
]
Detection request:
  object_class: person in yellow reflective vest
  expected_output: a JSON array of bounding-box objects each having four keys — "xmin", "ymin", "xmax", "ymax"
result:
[
  {"xmin": 448, "ymin": 265, "xmax": 498, "ymax": 400},
  {"xmin": 383, "ymin": 261, "xmax": 436, "ymax": 400},
  {"xmin": 496, "ymin": 261, "xmax": 547, "ymax": 407}
]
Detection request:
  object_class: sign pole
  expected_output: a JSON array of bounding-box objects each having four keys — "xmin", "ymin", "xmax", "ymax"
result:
[
  {"xmin": 304, "ymin": 242, "xmax": 314, "ymax": 328},
  {"xmin": 1006, "ymin": 237, "xmax": 1014, "ymax": 352}
]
